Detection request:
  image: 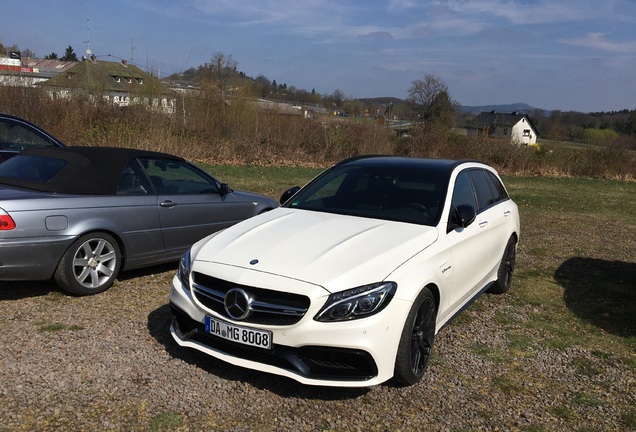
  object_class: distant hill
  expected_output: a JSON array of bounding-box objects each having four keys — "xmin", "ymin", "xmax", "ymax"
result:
[
  {"xmin": 357, "ymin": 97, "xmax": 405, "ymax": 105},
  {"xmin": 358, "ymin": 99, "xmax": 544, "ymax": 115},
  {"xmin": 459, "ymin": 103, "xmax": 539, "ymax": 115}
]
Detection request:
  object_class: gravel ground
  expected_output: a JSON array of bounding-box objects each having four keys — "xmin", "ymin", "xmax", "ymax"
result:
[{"xmin": 1, "ymin": 259, "xmax": 634, "ymax": 432}]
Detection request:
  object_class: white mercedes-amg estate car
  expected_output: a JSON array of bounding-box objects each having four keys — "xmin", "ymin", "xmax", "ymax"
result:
[{"xmin": 169, "ymin": 156, "xmax": 520, "ymax": 387}]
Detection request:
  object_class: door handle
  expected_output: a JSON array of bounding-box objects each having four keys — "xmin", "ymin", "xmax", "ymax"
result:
[
  {"xmin": 503, "ymin": 210, "xmax": 511, "ymax": 217},
  {"xmin": 478, "ymin": 220, "xmax": 488, "ymax": 228},
  {"xmin": 160, "ymin": 200, "xmax": 177, "ymax": 208}
]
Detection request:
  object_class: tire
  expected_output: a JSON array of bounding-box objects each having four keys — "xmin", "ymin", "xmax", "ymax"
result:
[
  {"xmin": 393, "ymin": 287, "xmax": 437, "ymax": 386},
  {"xmin": 489, "ymin": 236, "xmax": 517, "ymax": 294},
  {"xmin": 54, "ymin": 233, "xmax": 121, "ymax": 296}
]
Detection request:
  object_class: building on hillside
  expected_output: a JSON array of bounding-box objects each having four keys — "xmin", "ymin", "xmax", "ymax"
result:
[
  {"xmin": 389, "ymin": 120, "xmax": 417, "ymax": 137},
  {"xmin": 466, "ymin": 111, "xmax": 539, "ymax": 146},
  {"xmin": 0, "ymin": 56, "xmax": 77, "ymax": 87},
  {"xmin": 41, "ymin": 56, "xmax": 176, "ymax": 114}
]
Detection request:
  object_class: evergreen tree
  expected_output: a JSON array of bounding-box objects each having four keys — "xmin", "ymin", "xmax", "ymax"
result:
[{"xmin": 60, "ymin": 45, "xmax": 78, "ymax": 61}]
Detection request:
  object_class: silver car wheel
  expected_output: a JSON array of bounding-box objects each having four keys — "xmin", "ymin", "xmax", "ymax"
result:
[
  {"xmin": 72, "ymin": 237, "xmax": 118, "ymax": 288},
  {"xmin": 55, "ymin": 232, "xmax": 122, "ymax": 296}
]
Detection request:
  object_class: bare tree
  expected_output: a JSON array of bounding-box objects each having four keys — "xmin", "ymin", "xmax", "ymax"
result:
[
  {"xmin": 210, "ymin": 52, "xmax": 237, "ymax": 90},
  {"xmin": 407, "ymin": 74, "xmax": 453, "ymax": 130},
  {"xmin": 331, "ymin": 89, "xmax": 346, "ymax": 109}
]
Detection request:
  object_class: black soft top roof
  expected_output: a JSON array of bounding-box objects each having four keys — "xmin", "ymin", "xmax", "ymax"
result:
[{"xmin": 0, "ymin": 146, "xmax": 185, "ymax": 195}]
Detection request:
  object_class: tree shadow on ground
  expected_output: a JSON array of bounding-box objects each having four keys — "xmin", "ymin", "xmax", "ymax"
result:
[
  {"xmin": 147, "ymin": 304, "xmax": 370, "ymax": 399},
  {"xmin": 554, "ymin": 257, "xmax": 635, "ymax": 338}
]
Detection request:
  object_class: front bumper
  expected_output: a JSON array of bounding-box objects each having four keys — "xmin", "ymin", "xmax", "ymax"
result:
[
  {"xmin": 171, "ymin": 303, "xmax": 378, "ymax": 381},
  {"xmin": 168, "ymin": 274, "xmax": 410, "ymax": 387}
]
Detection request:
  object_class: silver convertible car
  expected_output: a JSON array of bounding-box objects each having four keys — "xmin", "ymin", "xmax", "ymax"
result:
[{"xmin": 0, "ymin": 147, "xmax": 277, "ymax": 295}]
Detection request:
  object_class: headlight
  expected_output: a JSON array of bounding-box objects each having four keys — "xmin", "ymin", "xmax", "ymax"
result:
[
  {"xmin": 178, "ymin": 249, "xmax": 192, "ymax": 290},
  {"xmin": 314, "ymin": 282, "xmax": 397, "ymax": 322}
]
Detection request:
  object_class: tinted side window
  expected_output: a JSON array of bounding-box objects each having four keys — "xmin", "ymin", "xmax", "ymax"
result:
[
  {"xmin": 0, "ymin": 119, "xmax": 53, "ymax": 149},
  {"xmin": 485, "ymin": 171, "xmax": 509, "ymax": 203},
  {"xmin": 0, "ymin": 155, "xmax": 66, "ymax": 182},
  {"xmin": 141, "ymin": 158, "xmax": 218, "ymax": 195},
  {"xmin": 117, "ymin": 160, "xmax": 151, "ymax": 195},
  {"xmin": 451, "ymin": 171, "xmax": 477, "ymax": 210},
  {"xmin": 468, "ymin": 170, "xmax": 496, "ymax": 212}
]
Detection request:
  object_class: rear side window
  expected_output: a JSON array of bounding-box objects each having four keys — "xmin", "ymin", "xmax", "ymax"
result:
[
  {"xmin": 468, "ymin": 170, "xmax": 495, "ymax": 211},
  {"xmin": 485, "ymin": 171, "xmax": 509, "ymax": 202},
  {"xmin": 0, "ymin": 155, "xmax": 67, "ymax": 182}
]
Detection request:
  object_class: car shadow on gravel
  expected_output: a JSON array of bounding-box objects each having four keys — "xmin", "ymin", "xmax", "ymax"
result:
[
  {"xmin": 117, "ymin": 262, "xmax": 178, "ymax": 281},
  {"xmin": 0, "ymin": 279, "xmax": 60, "ymax": 300},
  {"xmin": 0, "ymin": 263, "xmax": 178, "ymax": 301},
  {"xmin": 555, "ymin": 257, "xmax": 635, "ymax": 338},
  {"xmin": 147, "ymin": 304, "xmax": 370, "ymax": 399}
]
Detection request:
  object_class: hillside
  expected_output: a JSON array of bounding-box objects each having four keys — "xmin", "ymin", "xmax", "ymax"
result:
[{"xmin": 459, "ymin": 102, "xmax": 539, "ymax": 115}]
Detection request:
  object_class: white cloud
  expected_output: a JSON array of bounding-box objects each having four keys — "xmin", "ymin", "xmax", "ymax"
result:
[
  {"xmin": 561, "ymin": 32, "xmax": 636, "ymax": 53},
  {"xmin": 191, "ymin": 0, "xmax": 348, "ymax": 26},
  {"xmin": 436, "ymin": 0, "xmax": 615, "ymax": 25}
]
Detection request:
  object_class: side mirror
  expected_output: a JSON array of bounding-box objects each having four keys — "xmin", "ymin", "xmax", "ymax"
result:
[
  {"xmin": 280, "ymin": 186, "xmax": 301, "ymax": 205},
  {"xmin": 449, "ymin": 204, "xmax": 476, "ymax": 231},
  {"xmin": 219, "ymin": 183, "xmax": 230, "ymax": 196}
]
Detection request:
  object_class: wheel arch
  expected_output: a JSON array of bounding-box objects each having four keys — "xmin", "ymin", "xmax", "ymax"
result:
[
  {"xmin": 425, "ymin": 282, "xmax": 441, "ymax": 311},
  {"xmin": 56, "ymin": 228, "xmax": 127, "ymax": 270}
]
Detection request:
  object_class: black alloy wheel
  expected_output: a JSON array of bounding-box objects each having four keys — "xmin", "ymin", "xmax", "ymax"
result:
[
  {"xmin": 394, "ymin": 287, "xmax": 437, "ymax": 386},
  {"xmin": 490, "ymin": 236, "xmax": 517, "ymax": 294}
]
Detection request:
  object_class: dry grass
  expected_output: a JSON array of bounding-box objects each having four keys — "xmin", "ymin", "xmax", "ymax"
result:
[{"xmin": 1, "ymin": 87, "xmax": 634, "ymax": 179}]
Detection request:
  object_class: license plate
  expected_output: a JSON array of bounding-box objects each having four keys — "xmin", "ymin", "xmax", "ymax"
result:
[{"xmin": 205, "ymin": 316, "xmax": 272, "ymax": 350}]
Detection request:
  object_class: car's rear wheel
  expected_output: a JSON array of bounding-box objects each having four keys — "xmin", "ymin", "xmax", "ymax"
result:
[
  {"xmin": 54, "ymin": 233, "xmax": 121, "ymax": 296},
  {"xmin": 489, "ymin": 236, "xmax": 517, "ymax": 294},
  {"xmin": 393, "ymin": 287, "xmax": 437, "ymax": 386}
]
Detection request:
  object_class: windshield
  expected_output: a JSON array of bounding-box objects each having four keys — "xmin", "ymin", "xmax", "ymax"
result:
[{"xmin": 286, "ymin": 164, "xmax": 447, "ymax": 226}]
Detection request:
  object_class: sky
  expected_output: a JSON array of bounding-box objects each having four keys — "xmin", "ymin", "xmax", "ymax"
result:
[{"xmin": 2, "ymin": 0, "xmax": 636, "ymax": 113}]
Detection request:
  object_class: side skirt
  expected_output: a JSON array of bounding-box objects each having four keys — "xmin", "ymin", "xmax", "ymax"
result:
[{"xmin": 439, "ymin": 281, "xmax": 494, "ymax": 331}]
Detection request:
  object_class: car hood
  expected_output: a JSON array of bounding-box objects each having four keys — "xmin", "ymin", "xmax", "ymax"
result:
[{"xmin": 193, "ymin": 208, "xmax": 439, "ymax": 291}]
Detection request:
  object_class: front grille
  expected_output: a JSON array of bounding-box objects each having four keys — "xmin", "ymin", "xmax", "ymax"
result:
[
  {"xmin": 170, "ymin": 304, "xmax": 378, "ymax": 382},
  {"xmin": 191, "ymin": 272, "xmax": 311, "ymax": 325}
]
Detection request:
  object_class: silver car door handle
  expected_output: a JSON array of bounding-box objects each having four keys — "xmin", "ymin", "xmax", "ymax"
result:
[
  {"xmin": 160, "ymin": 200, "xmax": 177, "ymax": 208},
  {"xmin": 478, "ymin": 220, "xmax": 488, "ymax": 228}
]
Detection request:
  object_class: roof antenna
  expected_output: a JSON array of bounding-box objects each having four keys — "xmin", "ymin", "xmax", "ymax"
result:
[{"xmin": 84, "ymin": 16, "xmax": 92, "ymax": 57}]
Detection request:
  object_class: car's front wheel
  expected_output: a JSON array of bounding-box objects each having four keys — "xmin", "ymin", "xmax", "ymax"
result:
[
  {"xmin": 54, "ymin": 233, "xmax": 121, "ymax": 296},
  {"xmin": 393, "ymin": 287, "xmax": 437, "ymax": 386}
]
